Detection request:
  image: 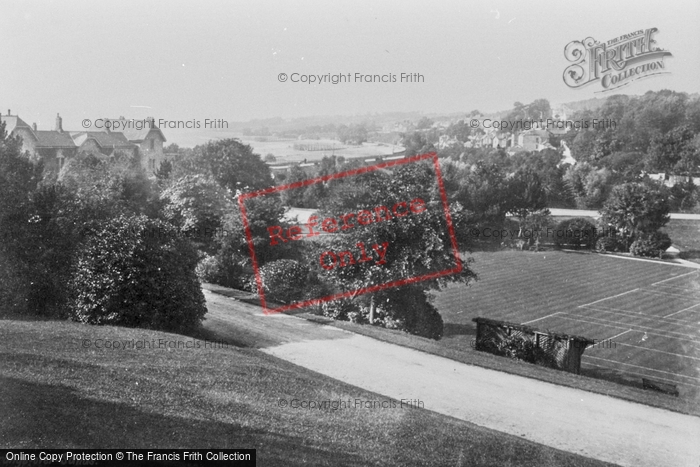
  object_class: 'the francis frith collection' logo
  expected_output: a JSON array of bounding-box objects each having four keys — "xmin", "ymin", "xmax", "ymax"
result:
[{"xmin": 563, "ymin": 28, "xmax": 672, "ymax": 92}]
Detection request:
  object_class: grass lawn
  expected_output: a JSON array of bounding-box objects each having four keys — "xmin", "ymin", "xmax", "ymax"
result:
[
  {"xmin": 663, "ymin": 219, "xmax": 700, "ymax": 263},
  {"xmin": 430, "ymin": 250, "xmax": 700, "ymax": 401},
  {"xmin": 0, "ymin": 320, "xmax": 613, "ymax": 467}
]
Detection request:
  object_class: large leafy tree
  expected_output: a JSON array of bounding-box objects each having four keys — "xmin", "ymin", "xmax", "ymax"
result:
[
  {"xmin": 308, "ymin": 158, "xmax": 475, "ymax": 336},
  {"xmin": 505, "ymin": 168, "xmax": 547, "ymax": 232},
  {"xmin": 448, "ymin": 161, "xmax": 510, "ymax": 243},
  {"xmin": 160, "ymin": 174, "xmax": 233, "ymax": 254},
  {"xmin": 646, "ymin": 124, "xmax": 700, "ymax": 175},
  {"xmin": 599, "ymin": 182, "xmax": 670, "ymax": 248},
  {"xmin": 185, "ymin": 138, "xmax": 273, "ymax": 194}
]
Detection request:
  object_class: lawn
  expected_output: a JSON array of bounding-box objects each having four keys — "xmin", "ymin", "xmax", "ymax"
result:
[
  {"xmin": 432, "ymin": 250, "xmax": 700, "ymax": 401},
  {"xmin": 0, "ymin": 320, "xmax": 612, "ymax": 467},
  {"xmin": 663, "ymin": 219, "xmax": 700, "ymax": 263}
]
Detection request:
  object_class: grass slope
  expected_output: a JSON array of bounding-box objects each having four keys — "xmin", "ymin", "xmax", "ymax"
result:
[{"xmin": 0, "ymin": 320, "xmax": 612, "ymax": 467}]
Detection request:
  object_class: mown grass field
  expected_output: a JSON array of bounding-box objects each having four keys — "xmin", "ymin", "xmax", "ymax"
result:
[
  {"xmin": 432, "ymin": 250, "xmax": 700, "ymax": 400},
  {"xmin": 0, "ymin": 320, "xmax": 613, "ymax": 467},
  {"xmin": 663, "ymin": 219, "xmax": 700, "ymax": 263}
]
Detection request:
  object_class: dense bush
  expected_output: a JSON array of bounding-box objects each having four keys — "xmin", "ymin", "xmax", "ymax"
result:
[
  {"xmin": 629, "ymin": 232, "xmax": 672, "ymax": 258},
  {"xmin": 374, "ymin": 287, "xmax": 444, "ymax": 340},
  {"xmin": 195, "ymin": 254, "xmax": 244, "ymax": 286},
  {"xmin": 70, "ymin": 215, "xmax": 206, "ymax": 333},
  {"xmin": 552, "ymin": 217, "xmax": 597, "ymax": 249},
  {"xmin": 497, "ymin": 335, "xmax": 558, "ymax": 368},
  {"xmin": 595, "ymin": 235, "xmax": 624, "ymax": 253},
  {"xmin": 320, "ymin": 299, "xmax": 358, "ymax": 321},
  {"xmin": 256, "ymin": 259, "xmax": 309, "ymax": 304}
]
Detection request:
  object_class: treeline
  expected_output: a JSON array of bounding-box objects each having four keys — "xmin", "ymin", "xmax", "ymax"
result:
[{"xmin": 411, "ymin": 91, "xmax": 700, "ymax": 213}]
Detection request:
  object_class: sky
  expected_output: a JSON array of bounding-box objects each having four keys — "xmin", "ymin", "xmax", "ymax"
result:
[{"xmin": 1, "ymin": 0, "xmax": 699, "ymax": 142}]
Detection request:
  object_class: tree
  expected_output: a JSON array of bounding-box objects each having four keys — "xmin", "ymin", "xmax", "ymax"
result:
[
  {"xmin": 646, "ymin": 124, "xmax": 700, "ymax": 175},
  {"xmin": 155, "ymin": 159, "xmax": 173, "ymax": 181},
  {"xmin": 415, "ymin": 117, "xmax": 434, "ymax": 130},
  {"xmin": 0, "ymin": 122, "xmax": 43, "ymax": 315},
  {"xmin": 401, "ymin": 131, "xmax": 436, "ymax": 157},
  {"xmin": 445, "ymin": 120, "xmax": 472, "ymax": 143},
  {"xmin": 519, "ymin": 208, "xmax": 552, "ymax": 251},
  {"xmin": 60, "ymin": 150, "xmax": 157, "ymax": 219},
  {"xmin": 280, "ymin": 163, "xmax": 309, "ymax": 207},
  {"xmin": 191, "ymin": 138, "xmax": 273, "ymax": 194},
  {"xmin": 204, "ymin": 192, "xmax": 291, "ymax": 289},
  {"xmin": 505, "ymin": 168, "xmax": 547, "ymax": 236},
  {"xmin": 448, "ymin": 161, "xmax": 509, "ymax": 244},
  {"xmin": 160, "ymin": 174, "xmax": 233, "ymax": 254},
  {"xmin": 337, "ymin": 123, "xmax": 368, "ymax": 145},
  {"xmin": 563, "ymin": 162, "xmax": 616, "ymax": 209},
  {"xmin": 599, "ymin": 182, "xmax": 670, "ymax": 249},
  {"xmin": 310, "ymin": 159, "xmax": 475, "ymax": 337}
]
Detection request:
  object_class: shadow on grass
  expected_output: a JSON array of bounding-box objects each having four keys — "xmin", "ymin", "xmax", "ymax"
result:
[
  {"xmin": 442, "ymin": 322, "xmax": 476, "ymax": 338},
  {"xmin": 0, "ymin": 376, "xmax": 366, "ymax": 466},
  {"xmin": 679, "ymin": 250, "xmax": 700, "ymax": 261},
  {"xmin": 580, "ymin": 365, "xmax": 695, "ymax": 400}
]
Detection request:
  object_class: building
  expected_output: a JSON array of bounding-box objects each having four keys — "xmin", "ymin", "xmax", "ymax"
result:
[
  {"xmin": 105, "ymin": 117, "xmax": 167, "ymax": 172},
  {"xmin": 0, "ymin": 110, "xmax": 166, "ymax": 174}
]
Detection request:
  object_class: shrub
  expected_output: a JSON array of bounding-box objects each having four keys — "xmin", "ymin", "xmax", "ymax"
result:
[
  {"xmin": 70, "ymin": 215, "xmax": 206, "ymax": 333},
  {"xmin": 376, "ymin": 287, "xmax": 444, "ymax": 340},
  {"xmin": 492, "ymin": 334, "xmax": 558, "ymax": 369},
  {"xmin": 196, "ymin": 253, "xmax": 249, "ymax": 289},
  {"xmin": 629, "ymin": 232, "xmax": 672, "ymax": 258},
  {"xmin": 595, "ymin": 235, "xmax": 624, "ymax": 253},
  {"xmin": 257, "ymin": 259, "xmax": 309, "ymax": 304},
  {"xmin": 320, "ymin": 299, "xmax": 358, "ymax": 320},
  {"xmin": 552, "ymin": 217, "xmax": 597, "ymax": 249}
]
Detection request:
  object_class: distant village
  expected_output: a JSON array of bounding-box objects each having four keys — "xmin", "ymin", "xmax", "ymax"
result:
[{"xmin": 3, "ymin": 105, "xmax": 696, "ymax": 188}]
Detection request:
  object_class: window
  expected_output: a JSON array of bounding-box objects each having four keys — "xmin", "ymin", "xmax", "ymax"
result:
[{"xmin": 57, "ymin": 154, "xmax": 65, "ymax": 170}]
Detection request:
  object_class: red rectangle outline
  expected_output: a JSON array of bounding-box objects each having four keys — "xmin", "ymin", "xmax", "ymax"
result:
[{"xmin": 238, "ymin": 152, "xmax": 462, "ymax": 314}]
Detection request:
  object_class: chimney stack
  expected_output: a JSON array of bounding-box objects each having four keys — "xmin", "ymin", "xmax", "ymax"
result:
[
  {"xmin": 104, "ymin": 118, "xmax": 111, "ymax": 133},
  {"xmin": 55, "ymin": 113, "xmax": 63, "ymax": 132},
  {"xmin": 33, "ymin": 123, "xmax": 37, "ymax": 131},
  {"xmin": 7, "ymin": 109, "xmax": 10, "ymax": 115}
]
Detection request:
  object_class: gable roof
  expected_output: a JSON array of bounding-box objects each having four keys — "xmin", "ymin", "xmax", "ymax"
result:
[
  {"xmin": 0, "ymin": 115, "xmax": 33, "ymax": 134},
  {"xmin": 108, "ymin": 118, "xmax": 167, "ymax": 143},
  {"xmin": 35, "ymin": 131, "xmax": 77, "ymax": 148},
  {"xmin": 70, "ymin": 131, "xmax": 136, "ymax": 149}
]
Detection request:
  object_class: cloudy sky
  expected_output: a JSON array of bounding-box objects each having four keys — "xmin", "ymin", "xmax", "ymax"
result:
[{"xmin": 2, "ymin": 0, "xmax": 699, "ymax": 134}]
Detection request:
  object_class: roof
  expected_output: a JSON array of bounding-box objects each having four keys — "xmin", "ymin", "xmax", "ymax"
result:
[
  {"xmin": 34, "ymin": 131, "xmax": 77, "ymax": 148},
  {"xmin": 0, "ymin": 115, "xmax": 33, "ymax": 134},
  {"xmin": 108, "ymin": 119, "xmax": 167, "ymax": 143},
  {"xmin": 70, "ymin": 131, "xmax": 136, "ymax": 149},
  {"xmin": 520, "ymin": 129, "xmax": 550, "ymax": 138}
]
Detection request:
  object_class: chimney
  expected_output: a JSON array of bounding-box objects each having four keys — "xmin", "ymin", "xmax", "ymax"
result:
[
  {"xmin": 7, "ymin": 109, "xmax": 10, "ymax": 115},
  {"xmin": 33, "ymin": 123, "xmax": 37, "ymax": 131},
  {"xmin": 55, "ymin": 113, "xmax": 63, "ymax": 132},
  {"xmin": 104, "ymin": 118, "xmax": 111, "ymax": 133}
]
